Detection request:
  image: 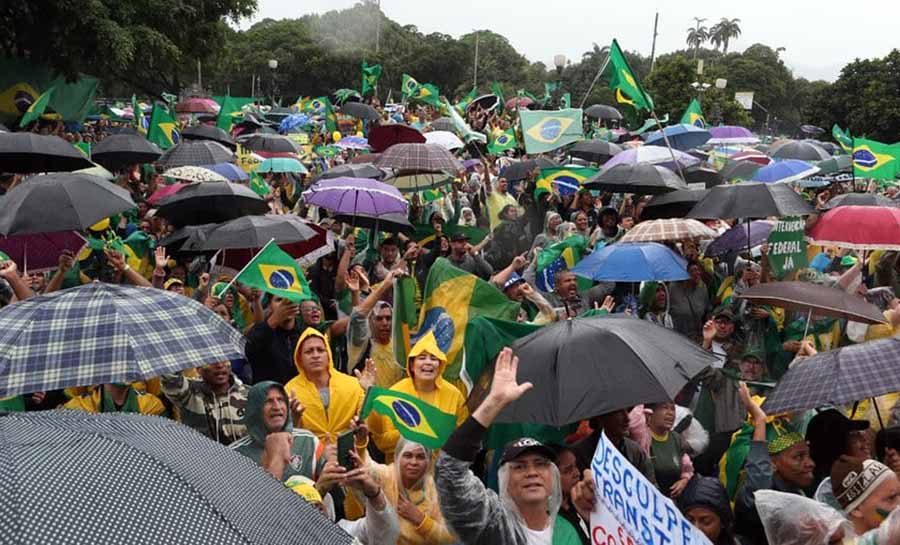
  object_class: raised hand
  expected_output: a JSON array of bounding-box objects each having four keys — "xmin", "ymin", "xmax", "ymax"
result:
[
  {"xmin": 154, "ymin": 246, "xmax": 168, "ymax": 270},
  {"xmin": 353, "ymin": 358, "xmax": 377, "ymax": 390},
  {"xmin": 488, "ymin": 347, "xmax": 532, "ymax": 405}
]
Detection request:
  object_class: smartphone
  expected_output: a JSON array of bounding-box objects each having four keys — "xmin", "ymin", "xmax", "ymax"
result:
[{"xmin": 336, "ymin": 429, "xmax": 356, "ymax": 470}]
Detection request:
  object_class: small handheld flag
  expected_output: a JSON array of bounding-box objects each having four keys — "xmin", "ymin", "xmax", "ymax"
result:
[
  {"xmin": 360, "ymin": 386, "xmax": 456, "ymax": 449},
  {"xmin": 604, "ymin": 39, "xmax": 654, "ymax": 112},
  {"xmin": 233, "ymin": 240, "xmax": 312, "ymax": 302}
]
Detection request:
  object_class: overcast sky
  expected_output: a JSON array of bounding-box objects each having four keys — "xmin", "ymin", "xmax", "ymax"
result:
[{"xmin": 240, "ymin": 0, "xmax": 898, "ymax": 82}]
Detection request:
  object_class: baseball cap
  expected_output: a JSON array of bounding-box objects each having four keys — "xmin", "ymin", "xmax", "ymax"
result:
[
  {"xmin": 714, "ymin": 307, "xmax": 735, "ymax": 321},
  {"xmin": 502, "ymin": 272, "xmax": 527, "ymax": 292},
  {"xmin": 450, "ymin": 232, "xmax": 470, "ymax": 242},
  {"xmin": 500, "ymin": 437, "xmax": 556, "ymax": 466},
  {"xmin": 806, "ymin": 409, "xmax": 869, "ymax": 459},
  {"xmin": 163, "ymin": 278, "xmax": 184, "ymax": 290}
]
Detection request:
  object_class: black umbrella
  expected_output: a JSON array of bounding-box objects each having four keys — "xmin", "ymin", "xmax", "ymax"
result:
[
  {"xmin": 641, "ymin": 189, "xmax": 710, "ymax": 220},
  {"xmin": 503, "ymin": 157, "xmax": 558, "ymax": 181},
  {"xmin": 0, "ymin": 411, "xmax": 352, "ymax": 545},
  {"xmin": 0, "ymin": 133, "xmax": 93, "ymax": 173},
  {"xmin": 340, "ymin": 102, "xmax": 380, "ymax": 121},
  {"xmin": 719, "ymin": 159, "xmax": 762, "ymax": 181},
  {"xmin": 181, "ymin": 124, "xmax": 237, "ymax": 150},
  {"xmin": 823, "ymin": 193, "xmax": 899, "ymax": 210},
  {"xmin": 584, "ymin": 104, "xmax": 623, "ymax": 120},
  {"xmin": 0, "ymin": 173, "xmax": 136, "ymax": 237},
  {"xmin": 315, "ymin": 163, "xmax": 385, "ymax": 181},
  {"xmin": 330, "ymin": 211, "xmax": 414, "ymax": 234},
  {"xmin": 684, "ymin": 165, "xmax": 723, "ymax": 188},
  {"xmin": 466, "ymin": 94, "xmax": 500, "ymax": 114},
  {"xmin": 495, "ymin": 315, "xmax": 717, "ymax": 426},
  {"xmin": 237, "ymin": 134, "xmax": 300, "ymax": 154},
  {"xmin": 584, "ymin": 163, "xmax": 689, "ymax": 195},
  {"xmin": 91, "ymin": 134, "xmax": 163, "ymax": 171},
  {"xmin": 265, "ymin": 107, "xmax": 295, "ymax": 123},
  {"xmin": 155, "ymin": 182, "xmax": 268, "ymax": 227},
  {"xmin": 686, "ymin": 182, "xmax": 816, "ymax": 220},
  {"xmin": 159, "ymin": 141, "xmax": 235, "ymax": 169},
  {"xmin": 185, "ymin": 215, "xmax": 328, "ymax": 252},
  {"xmin": 159, "ymin": 223, "xmax": 218, "ymax": 253},
  {"xmin": 771, "ymin": 140, "xmax": 831, "ymax": 162},
  {"xmin": 430, "ymin": 117, "xmax": 455, "ymax": 133},
  {"xmin": 569, "ymin": 140, "xmax": 623, "ymax": 163}
]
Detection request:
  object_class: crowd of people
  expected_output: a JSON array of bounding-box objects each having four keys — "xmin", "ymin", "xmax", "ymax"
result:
[{"xmin": 4, "ymin": 96, "xmax": 900, "ymax": 545}]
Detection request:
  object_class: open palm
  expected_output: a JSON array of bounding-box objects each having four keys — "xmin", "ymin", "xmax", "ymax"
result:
[{"xmin": 489, "ymin": 347, "xmax": 533, "ymax": 404}]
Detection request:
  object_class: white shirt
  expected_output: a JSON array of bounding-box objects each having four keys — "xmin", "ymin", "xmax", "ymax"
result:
[
  {"xmin": 524, "ymin": 525, "xmax": 553, "ymax": 545},
  {"xmin": 711, "ymin": 340, "xmax": 727, "ymax": 368}
]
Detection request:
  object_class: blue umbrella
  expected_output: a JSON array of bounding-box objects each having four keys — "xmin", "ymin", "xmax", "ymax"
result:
[
  {"xmin": 279, "ymin": 113, "xmax": 311, "ymax": 133},
  {"xmin": 750, "ymin": 159, "xmax": 819, "ymax": 184},
  {"xmin": 571, "ymin": 242, "xmax": 689, "ymax": 282},
  {"xmin": 0, "ymin": 283, "xmax": 245, "ymax": 397},
  {"xmin": 200, "ymin": 162, "xmax": 249, "ymax": 181},
  {"xmin": 645, "ymin": 123, "xmax": 711, "ymax": 151}
]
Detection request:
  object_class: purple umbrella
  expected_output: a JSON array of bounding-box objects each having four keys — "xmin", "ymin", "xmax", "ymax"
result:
[
  {"xmin": 463, "ymin": 159, "xmax": 481, "ymax": 171},
  {"xmin": 707, "ymin": 126, "xmax": 759, "ymax": 145},
  {"xmin": 0, "ymin": 232, "xmax": 86, "ymax": 273},
  {"xmin": 199, "ymin": 163, "xmax": 249, "ymax": 181},
  {"xmin": 302, "ymin": 177, "xmax": 408, "ymax": 216},
  {"xmin": 704, "ymin": 220, "xmax": 774, "ymax": 257}
]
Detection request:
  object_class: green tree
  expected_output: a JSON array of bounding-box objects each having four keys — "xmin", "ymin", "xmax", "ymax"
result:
[
  {"xmin": 686, "ymin": 19, "xmax": 709, "ymax": 60},
  {"xmin": 2, "ymin": 0, "xmax": 256, "ymax": 96}
]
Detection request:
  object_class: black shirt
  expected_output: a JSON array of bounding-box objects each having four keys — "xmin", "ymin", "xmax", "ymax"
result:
[{"xmin": 245, "ymin": 321, "xmax": 302, "ymax": 385}]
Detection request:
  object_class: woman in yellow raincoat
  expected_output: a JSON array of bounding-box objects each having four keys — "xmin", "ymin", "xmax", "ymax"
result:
[{"xmin": 368, "ymin": 330, "xmax": 468, "ymax": 462}]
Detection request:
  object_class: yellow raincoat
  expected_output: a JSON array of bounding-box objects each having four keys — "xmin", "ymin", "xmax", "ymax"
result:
[
  {"xmin": 368, "ymin": 331, "xmax": 468, "ymax": 462},
  {"xmin": 285, "ymin": 328, "xmax": 365, "ymax": 443}
]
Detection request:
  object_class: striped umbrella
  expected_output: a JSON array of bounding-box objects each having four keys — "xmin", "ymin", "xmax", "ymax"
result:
[{"xmin": 620, "ymin": 219, "xmax": 718, "ymax": 243}]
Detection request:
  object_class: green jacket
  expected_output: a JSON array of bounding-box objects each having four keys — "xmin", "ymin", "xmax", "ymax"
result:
[{"xmin": 229, "ymin": 381, "xmax": 323, "ymax": 482}]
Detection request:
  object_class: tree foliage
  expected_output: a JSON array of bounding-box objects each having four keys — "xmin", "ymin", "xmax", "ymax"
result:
[{"xmin": 1, "ymin": 0, "xmax": 256, "ymax": 96}]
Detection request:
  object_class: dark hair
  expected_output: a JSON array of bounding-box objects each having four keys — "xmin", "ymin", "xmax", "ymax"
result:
[
  {"xmin": 381, "ymin": 237, "xmax": 400, "ymax": 248},
  {"xmin": 876, "ymin": 427, "xmax": 900, "ymax": 462}
]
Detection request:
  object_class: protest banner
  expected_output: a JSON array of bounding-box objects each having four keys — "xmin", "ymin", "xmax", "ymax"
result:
[
  {"xmin": 590, "ymin": 431, "xmax": 711, "ymax": 545},
  {"xmin": 766, "ymin": 216, "xmax": 807, "ymax": 279}
]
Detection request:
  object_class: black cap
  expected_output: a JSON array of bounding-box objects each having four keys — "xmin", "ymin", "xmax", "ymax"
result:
[
  {"xmin": 500, "ymin": 437, "xmax": 556, "ymax": 465},
  {"xmin": 714, "ymin": 307, "xmax": 735, "ymax": 321},
  {"xmin": 807, "ymin": 409, "xmax": 869, "ymax": 444},
  {"xmin": 450, "ymin": 232, "xmax": 470, "ymax": 242}
]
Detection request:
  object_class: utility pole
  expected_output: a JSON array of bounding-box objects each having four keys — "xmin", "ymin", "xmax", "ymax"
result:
[
  {"xmin": 373, "ymin": 0, "xmax": 381, "ymax": 53},
  {"xmin": 473, "ymin": 31, "xmax": 480, "ymax": 89},
  {"xmin": 649, "ymin": 11, "xmax": 659, "ymax": 73}
]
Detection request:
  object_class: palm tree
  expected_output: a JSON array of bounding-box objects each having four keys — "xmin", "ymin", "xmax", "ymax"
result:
[
  {"xmin": 709, "ymin": 22, "xmax": 723, "ymax": 51},
  {"xmin": 714, "ymin": 18, "xmax": 741, "ymax": 55},
  {"xmin": 685, "ymin": 25, "xmax": 709, "ymax": 60}
]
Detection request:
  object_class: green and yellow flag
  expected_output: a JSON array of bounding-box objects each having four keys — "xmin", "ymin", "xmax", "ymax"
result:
[
  {"xmin": 534, "ymin": 166, "xmax": 597, "ymax": 198},
  {"xmin": 519, "ymin": 109, "xmax": 583, "ymax": 153},
  {"xmin": 406, "ymin": 258, "xmax": 521, "ymax": 380},
  {"xmin": 18, "ymin": 86, "xmax": 55, "ymax": 128},
  {"xmin": 147, "ymin": 104, "xmax": 179, "ymax": 150},
  {"xmin": 487, "ymin": 128, "xmax": 517, "ymax": 154},
  {"xmin": 234, "ymin": 241, "xmax": 312, "ymax": 302},
  {"xmin": 833, "ymin": 124, "xmax": 853, "ymax": 153},
  {"xmin": 301, "ymin": 96, "xmax": 338, "ymax": 133},
  {"xmin": 216, "ymin": 95, "xmax": 253, "ymax": 132},
  {"xmin": 604, "ymin": 39, "xmax": 654, "ymax": 112},
  {"xmin": 852, "ymin": 138, "xmax": 900, "ymax": 180},
  {"xmin": 455, "ymin": 87, "xmax": 477, "ymax": 113},
  {"xmin": 360, "ymin": 386, "xmax": 456, "ymax": 448},
  {"xmin": 680, "ymin": 98, "xmax": 705, "ymax": 128},
  {"xmin": 441, "ymin": 97, "xmax": 486, "ymax": 144},
  {"xmin": 402, "ymin": 74, "xmax": 422, "ymax": 98},
  {"xmin": 402, "ymin": 74, "xmax": 441, "ymax": 107},
  {"xmin": 361, "ymin": 61, "xmax": 383, "ymax": 95},
  {"xmin": 491, "ymin": 82, "xmax": 506, "ymax": 113},
  {"xmin": 0, "ymin": 58, "xmax": 98, "ymax": 125}
]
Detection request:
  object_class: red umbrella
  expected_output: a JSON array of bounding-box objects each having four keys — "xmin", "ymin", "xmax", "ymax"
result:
[
  {"xmin": 147, "ymin": 183, "xmax": 188, "ymax": 206},
  {"xmin": 175, "ymin": 98, "xmax": 220, "ymax": 114},
  {"xmin": 729, "ymin": 150, "xmax": 772, "ymax": 166},
  {"xmin": 505, "ymin": 97, "xmax": 533, "ymax": 110},
  {"xmin": 368, "ymin": 125, "xmax": 425, "ymax": 153},
  {"xmin": 807, "ymin": 205, "xmax": 900, "ymax": 250},
  {"xmin": 0, "ymin": 232, "xmax": 86, "ymax": 273},
  {"xmin": 253, "ymin": 151, "xmax": 299, "ymax": 159}
]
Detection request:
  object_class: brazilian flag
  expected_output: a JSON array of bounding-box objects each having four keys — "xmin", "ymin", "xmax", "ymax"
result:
[
  {"xmin": 680, "ymin": 98, "xmax": 705, "ymax": 128},
  {"xmin": 404, "ymin": 258, "xmax": 520, "ymax": 381},
  {"xmin": 832, "ymin": 124, "xmax": 853, "ymax": 153},
  {"xmin": 233, "ymin": 242, "xmax": 312, "ymax": 302},
  {"xmin": 534, "ymin": 166, "xmax": 597, "ymax": 198},
  {"xmin": 534, "ymin": 235, "xmax": 591, "ymax": 292},
  {"xmin": 360, "ymin": 386, "xmax": 456, "ymax": 449},
  {"xmin": 852, "ymin": 138, "xmax": 900, "ymax": 180},
  {"xmin": 519, "ymin": 109, "xmax": 583, "ymax": 154},
  {"xmin": 147, "ymin": 104, "xmax": 179, "ymax": 150},
  {"xmin": 0, "ymin": 57, "xmax": 99, "ymax": 125},
  {"xmin": 361, "ymin": 61, "xmax": 382, "ymax": 96},
  {"xmin": 488, "ymin": 129, "xmax": 517, "ymax": 154},
  {"xmin": 18, "ymin": 86, "xmax": 55, "ymax": 128}
]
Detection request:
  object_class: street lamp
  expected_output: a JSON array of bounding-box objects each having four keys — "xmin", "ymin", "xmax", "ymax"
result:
[
  {"xmin": 268, "ymin": 59, "xmax": 279, "ymax": 105},
  {"xmin": 690, "ymin": 81, "xmax": 712, "ymax": 104},
  {"xmin": 552, "ymin": 54, "xmax": 567, "ymax": 108}
]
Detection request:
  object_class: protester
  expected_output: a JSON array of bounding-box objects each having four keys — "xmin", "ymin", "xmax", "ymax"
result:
[
  {"xmin": 677, "ymin": 477, "xmax": 742, "ymax": 545},
  {"xmin": 160, "ymin": 361, "xmax": 249, "ymax": 445},
  {"xmin": 64, "ymin": 384, "xmax": 167, "ymax": 416}
]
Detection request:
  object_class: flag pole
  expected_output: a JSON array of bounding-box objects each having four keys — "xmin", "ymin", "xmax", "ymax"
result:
[
  {"xmin": 579, "ymin": 53, "xmax": 611, "ymax": 109},
  {"xmin": 220, "ymin": 238, "xmax": 276, "ymax": 295},
  {"xmin": 650, "ymin": 110, "xmax": 686, "ymax": 181}
]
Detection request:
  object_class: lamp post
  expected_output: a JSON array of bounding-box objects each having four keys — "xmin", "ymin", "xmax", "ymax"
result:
[
  {"xmin": 268, "ymin": 59, "xmax": 279, "ymax": 106},
  {"xmin": 690, "ymin": 81, "xmax": 712, "ymax": 104},
  {"xmin": 553, "ymin": 54, "xmax": 567, "ymax": 108}
]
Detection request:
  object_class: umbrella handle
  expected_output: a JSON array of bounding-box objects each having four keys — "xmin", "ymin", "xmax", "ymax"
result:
[{"xmin": 801, "ymin": 308, "xmax": 812, "ymax": 342}]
